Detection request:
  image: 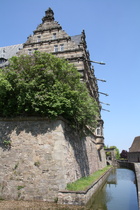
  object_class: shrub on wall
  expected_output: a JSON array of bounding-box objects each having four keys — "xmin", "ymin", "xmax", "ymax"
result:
[{"xmin": 0, "ymin": 52, "xmax": 99, "ymax": 130}]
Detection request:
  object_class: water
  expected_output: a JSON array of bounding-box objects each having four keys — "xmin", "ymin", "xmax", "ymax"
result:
[{"xmin": 88, "ymin": 168, "xmax": 138, "ymax": 210}]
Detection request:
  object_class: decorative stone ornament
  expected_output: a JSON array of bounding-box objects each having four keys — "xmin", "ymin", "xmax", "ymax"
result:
[{"xmin": 42, "ymin": 7, "xmax": 54, "ymax": 22}]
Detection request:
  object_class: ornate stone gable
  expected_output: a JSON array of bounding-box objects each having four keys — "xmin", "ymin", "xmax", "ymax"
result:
[{"xmin": 18, "ymin": 8, "xmax": 99, "ymax": 106}]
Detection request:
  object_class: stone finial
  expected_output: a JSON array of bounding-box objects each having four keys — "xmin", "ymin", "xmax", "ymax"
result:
[
  {"xmin": 81, "ymin": 30, "xmax": 87, "ymax": 48},
  {"xmin": 42, "ymin": 8, "xmax": 54, "ymax": 22},
  {"xmin": 81, "ymin": 30, "xmax": 86, "ymax": 40}
]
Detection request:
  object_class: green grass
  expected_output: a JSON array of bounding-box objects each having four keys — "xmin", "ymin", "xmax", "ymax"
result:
[{"xmin": 66, "ymin": 166, "xmax": 111, "ymax": 191}]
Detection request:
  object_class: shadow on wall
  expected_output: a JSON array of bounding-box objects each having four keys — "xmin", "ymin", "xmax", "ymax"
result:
[
  {"xmin": 0, "ymin": 118, "xmax": 97, "ymax": 178},
  {"xmin": 63, "ymin": 125, "xmax": 90, "ymax": 178},
  {"xmin": 0, "ymin": 118, "xmax": 57, "ymax": 151},
  {"xmin": 98, "ymin": 150, "xmax": 102, "ymax": 162}
]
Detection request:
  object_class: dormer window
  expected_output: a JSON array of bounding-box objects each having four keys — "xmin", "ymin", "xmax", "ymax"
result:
[
  {"xmin": 1, "ymin": 49, "xmax": 6, "ymax": 58},
  {"xmin": 0, "ymin": 58, "xmax": 7, "ymax": 64}
]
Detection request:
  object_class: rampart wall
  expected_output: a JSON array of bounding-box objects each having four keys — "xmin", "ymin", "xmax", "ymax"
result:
[{"xmin": 0, "ymin": 117, "xmax": 106, "ymax": 202}]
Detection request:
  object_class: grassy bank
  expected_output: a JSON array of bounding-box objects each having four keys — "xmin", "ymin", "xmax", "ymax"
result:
[{"xmin": 66, "ymin": 166, "xmax": 112, "ymax": 191}]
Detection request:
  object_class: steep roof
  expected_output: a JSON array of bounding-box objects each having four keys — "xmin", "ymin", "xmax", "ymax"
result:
[
  {"xmin": 0, "ymin": 44, "xmax": 23, "ymax": 59},
  {"xmin": 129, "ymin": 136, "xmax": 140, "ymax": 152},
  {"xmin": 71, "ymin": 35, "xmax": 82, "ymax": 45},
  {"xmin": 0, "ymin": 44, "xmax": 23, "ymax": 68}
]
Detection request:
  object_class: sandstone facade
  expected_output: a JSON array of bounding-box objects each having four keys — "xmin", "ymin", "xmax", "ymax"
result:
[{"xmin": 18, "ymin": 8, "xmax": 100, "ymax": 105}]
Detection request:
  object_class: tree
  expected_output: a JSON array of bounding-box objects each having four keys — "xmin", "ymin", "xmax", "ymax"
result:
[
  {"xmin": 0, "ymin": 51, "xmax": 99, "ymax": 131},
  {"xmin": 120, "ymin": 150, "xmax": 128, "ymax": 159},
  {"xmin": 110, "ymin": 146, "xmax": 120, "ymax": 159},
  {"xmin": 104, "ymin": 145, "xmax": 120, "ymax": 159}
]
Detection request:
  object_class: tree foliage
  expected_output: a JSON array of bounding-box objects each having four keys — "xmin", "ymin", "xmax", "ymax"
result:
[
  {"xmin": 120, "ymin": 150, "xmax": 128, "ymax": 159},
  {"xmin": 104, "ymin": 145, "xmax": 120, "ymax": 159},
  {"xmin": 0, "ymin": 52, "xmax": 99, "ymax": 130},
  {"xmin": 110, "ymin": 146, "xmax": 120, "ymax": 159}
]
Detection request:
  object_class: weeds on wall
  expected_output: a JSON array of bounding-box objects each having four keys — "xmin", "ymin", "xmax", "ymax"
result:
[
  {"xmin": 1, "ymin": 139, "xmax": 11, "ymax": 150},
  {"xmin": 17, "ymin": 186, "xmax": 25, "ymax": 190},
  {"xmin": 34, "ymin": 161, "xmax": 40, "ymax": 167}
]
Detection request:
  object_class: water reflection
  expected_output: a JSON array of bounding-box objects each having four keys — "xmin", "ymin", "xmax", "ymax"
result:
[{"xmin": 88, "ymin": 168, "xmax": 138, "ymax": 210}]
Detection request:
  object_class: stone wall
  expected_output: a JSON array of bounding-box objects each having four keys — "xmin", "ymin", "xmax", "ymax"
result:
[
  {"xmin": 58, "ymin": 167, "xmax": 112, "ymax": 206},
  {"xmin": 128, "ymin": 152, "xmax": 140, "ymax": 162},
  {"xmin": 0, "ymin": 118, "xmax": 106, "ymax": 202},
  {"xmin": 134, "ymin": 163, "xmax": 140, "ymax": 209}
]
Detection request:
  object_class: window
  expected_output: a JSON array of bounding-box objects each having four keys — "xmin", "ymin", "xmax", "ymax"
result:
[
  {"xmin": 52, "ymin": 33, "xmax": 56, "ymax": 39},
  {"xmin": 0, "ymin": 58, "xmax": 7, "ymax": 64},
  {"xmin": 96, "ymin": 127, "xmax": 101, "ymax": 136},
  {"xmin": 1, "ymin": 48, "xmax": 5, "ymax": 58},
  {"xmin": 37, "ymin": 36, "xmax": 41, "ymax": 42},
  {"xmin": 54, "ymin": 44, "xmax": 64, "ymax": 52},
  {"xmin": 28, "ymin": 49, "xmax": 32, "ymax": 55},
  {"xmin": 54, "ymin": 45, "xmax": 58, "ymax": 52},
  {"xmin": 60, "ymin": 44, "xmax": 64, "ymax": 51},
  {"xmin": 34, "ymin": 48, "xmax": 38, "ymax": 51}
]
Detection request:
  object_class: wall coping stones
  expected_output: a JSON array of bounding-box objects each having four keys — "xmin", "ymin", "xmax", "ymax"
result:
[
  {"xmin": 58, "ymin": 167, "xmax": 112, "ymax": 206},
  {"xmin": 0, "ymin": 117, "xmax": 104, "ymax": 150},
  {"xmin": 0, "ymin": 117, "xmax": 51, "ymax": 121},
  {"xmin": 0, "ymin": 116, "xmax": 60, "ymax": 122}
]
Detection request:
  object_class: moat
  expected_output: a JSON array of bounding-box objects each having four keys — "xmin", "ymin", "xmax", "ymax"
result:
[
  {"xmin": 88, "ymin": 168, "xmax": 138, "ymax": 210},
  {"xmin": 0, "ymin": 168, "xmax": 138, "ymax": 210}
]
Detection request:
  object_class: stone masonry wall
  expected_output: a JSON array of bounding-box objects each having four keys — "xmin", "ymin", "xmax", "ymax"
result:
[{"xmin": 0, "ymin": 118, "xmax": 106, "ymax": 202}]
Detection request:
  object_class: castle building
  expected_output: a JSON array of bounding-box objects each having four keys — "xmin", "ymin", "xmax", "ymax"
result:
[
  {"xmin": 128, "ymin": 136, "xmax": 140, "ymax": 162},
  {"xmin": 0, "ymin": 9, "xmax": 107, "ymax": 202},
  {"xmin": 0, "ymin": 8, "xmax": 104, "ymax": 142}
]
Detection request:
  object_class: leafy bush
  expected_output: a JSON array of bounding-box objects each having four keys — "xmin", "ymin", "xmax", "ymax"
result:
[{"xmin": 0, "ymin": 52, "xmax": 99, "ymax": 130}]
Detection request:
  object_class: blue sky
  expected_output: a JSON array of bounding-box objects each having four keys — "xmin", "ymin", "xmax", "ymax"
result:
[{"xmin": 1, "ymin": 0, "xmax": 140, "ymax": 153}]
